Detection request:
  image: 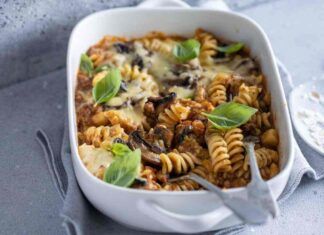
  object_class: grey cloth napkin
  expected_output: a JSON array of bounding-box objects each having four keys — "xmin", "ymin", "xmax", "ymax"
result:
[{"xmin": 36, "ymin": 61, "xmax": 324, "ymax": 235}]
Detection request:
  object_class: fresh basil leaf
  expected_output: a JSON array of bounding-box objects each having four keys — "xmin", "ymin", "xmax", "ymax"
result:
[
  {"xmin": 92, "ymin": 68, "xmax": 122, "ymax": 104},
  {"xmin": 94, "ymin": 64, "xmax": 110, "ymax": 74},
  {"xmin": 203, "ymin": 102, "xmax": 257, "ymax": 130},
  {"xmin": 217, "ymin": 42, "xmax": 244, "ymax": 54},
  {"xmin": 80, "ymin": 54, "xmax": 94, "ymax": 76},
  {"xmin": 112, "ymin": 143, "xmax": 132, "ymax": 157},
  {"xmin": 104, "ymin": 149, "xmax": 141, "ymax": 187},
  {"xmin": 173, "ymin": 39, "xmax": 200, "ymax": 62}
]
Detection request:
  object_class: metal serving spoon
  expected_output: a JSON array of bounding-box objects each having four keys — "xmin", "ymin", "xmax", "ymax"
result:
[
  {"xmin": 244, "ymin": 141, "xmax": 279, "ymax": 218},
  {"xmin": 169, "ymin": 140, "xmax": 279, "ymax": 224},
  {"xmin": 169, "ymin": 172, "xmax": 269, "ymax": 225}
]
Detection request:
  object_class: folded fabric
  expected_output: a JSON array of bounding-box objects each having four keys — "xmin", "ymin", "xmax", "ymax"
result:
[{"xmin": 36, "ymin": 60, "xmax": 324, "ymax": 235}]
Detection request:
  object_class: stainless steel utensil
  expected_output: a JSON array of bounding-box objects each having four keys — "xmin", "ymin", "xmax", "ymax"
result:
[
  {"xmin": 169, "ymin": 172, "xmax": 269, "ymax": 225},
  {"xmin": 168, "ymin": 140, "xmax": 279, "ymax": 224},
  {"xmin": 244, "ymin": 142, "xmax": 279, "ymax": 218}
]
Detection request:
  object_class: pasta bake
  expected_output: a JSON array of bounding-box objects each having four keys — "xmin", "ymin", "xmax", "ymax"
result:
[{"xmin": 75, "ymin": 29, "xmax": 280, "ymax": 191}]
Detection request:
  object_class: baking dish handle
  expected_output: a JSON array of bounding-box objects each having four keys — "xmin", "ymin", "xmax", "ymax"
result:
[
  {"xmin": 138, "ymin": 199, "xmax": 232, "ymax": 233},
  {"xmin": 137, "ymin": 0, "xmax": 191, "ymax": 8},
  {"xmin": 198, "ymin": 0, "xmax": 230, "ymax": 11},
  {"xmin": 138, "ymin": 0, "xmax": 230, "ymax": 11}
]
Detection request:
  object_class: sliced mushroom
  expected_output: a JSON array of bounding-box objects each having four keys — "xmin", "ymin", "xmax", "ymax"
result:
[
  {"xmin": 128, "ymin": 131, "xmax": 161, "ymax": 166},
  {"xmin": 144, "ymin": 93, "xmax": 177, "ymax": 127},
  {"xmin": 147, "ymin": 92, "xmax": 176, "ymax": 107},
  {"xmin": 113, "ymin": 42, "xmax": 132, "ymax": 54},
  {"xmin": 133, "ymin": 177, "xmax": 148, "ymax": 186},
  {"xmin": 131, "ymin": 54, "xmax": 144, "ymax": 70},
  {"xmin": 164, "ymin": 77, "xmax": 192, "ymax": 87},
  {"xmin": 229, "ymin": 56, "xmax": 258, "ymax": 76},
  {"xmin": 153, "ymin": 124, "xmax": 174, "ymax": 149},
  {"xmin": 174, "ymin": 121, "xmax": 193, "ymax": 146}
]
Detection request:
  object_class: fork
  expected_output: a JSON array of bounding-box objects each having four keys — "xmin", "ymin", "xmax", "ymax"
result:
[{"xmin": 244, "ymin": 141, "xmax": 279, "ymax": 218}]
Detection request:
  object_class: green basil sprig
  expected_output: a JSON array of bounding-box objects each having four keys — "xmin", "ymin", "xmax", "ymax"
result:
[
  {"xmin": 92, "ymin": 68, "xmax": 122, "ymax": 105},
  {"xmin": 217, "ymin": 42, "xmax": 244, "ymax": 54},
  {"xmin": 104, "ymin": 148, "xmax": 141, "ymax": 187},
  {"xmin": 80, "ymin": 54, "xmax": 94, "ymax": 76},
  {"xmin": 112, "ymin": 143, "xmax": 132, "ymax": 158},
  {"xmin": 203, "ymin": 102, "xmax": 257, "ymax": 130},
  {"xmin": 173, "ymin": 39, "xmax": 201, "ymax": 62}
]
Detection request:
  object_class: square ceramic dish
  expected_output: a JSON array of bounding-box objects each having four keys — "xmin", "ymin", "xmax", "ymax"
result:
[{"xmin": 67, "ymin": 1, "xmax": 295, "ymax": 233}]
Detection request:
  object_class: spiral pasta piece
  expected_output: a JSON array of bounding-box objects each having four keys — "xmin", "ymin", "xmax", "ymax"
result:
[
  {"xmin": 230, "ymin": 154, "xmax": 246, "ymax": 177},
  {"xmin": 191, "ymin": 165, "xmax": 209, "ymax": 179},
  {"xmin": 91, "ymin": 110, "xmax": 138, "ymax": 133},
  {"xmin": 137, "ymin": 165, "xmax": 162, "ymax": 190},
  {"xmin": 205, "ymin": 130, "xmax": 232, "ymax": 174},
  {"xmin": 224, "ymin": 128, "xmax": 246, "ymax": 177},
  {"xmin": 230, "ymin": 178, "xmax": 249, "ymax": 187},
  {"xmin": 233, "ymin": 83, "xmax": 261, "ymax": 108},
  {"xmin": 119, "ymin": 64, "xmax": 159, "ymax": 93},
  {"xmin": 207, "ymin": 73, "xmax": 231, "ymax": 106},
  {"xmin": 224, "ymin": 128, "xmax": 244, "ymax": 157},
  {"xmin": 163, "ymin": 179, "xmax": 200, "ymax": 191},
  {"xmin": 82, "ymin": 124, "xmax": 128, "ymax": 149},
  {"xmin": 259, "ymin": 165, "xmax": 279, "ymax": 180},
  {"xmin": 90, "ymin": 53, "xmax": 106, "ymax": 67},
  {"xmin": 195, "ymin": 29, "xmax": 217, "ymax": 66},
  {"xmin": 255, "ymin": 147, "xmax": 279, "ymax": 168},
  {"xmin": 191, "ymin": 159, "xmax": 216, "ymax": 184},
  {"xmin": 158, "ymin": 102, "xmax": 191, "ymax": 129},
  {"xmin": 160, "ymin": 150, "xmax": 202, "ymax": 175},
  {"xmin": 249, "ymin": 112, "xmax": 272, "ymax": 129},
  {"xmin": 139, "ymin": 38, "xmax": 177, "ymax": 60},
  {"xmin": 243, "ymin": 147, "xmax": 279, "ymax": 172},
  {"xmin": 119, "ymin": 64, "xmax": 144, "ymax": 81}
]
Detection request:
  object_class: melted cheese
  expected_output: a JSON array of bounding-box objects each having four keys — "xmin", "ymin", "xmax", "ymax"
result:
[
  {"xmin": 169, "ymin": 86, "xmax": 194, "ymax": 99},
  {"xmin": 78, "ymin": 144, "xmax": 114, "ymax": 177},
  {"xmin": 119, "ymin": 105, "xmax": 145, "ymax": 125},
  {"xmin": 149, "ymin": 53, "xmax": 172, "ymax": 81},
  {"xmin": 106, "ymin": 80, "xmax": 143, "ymax": 107},
  {"xmin": 203, "ymin": 65, "xmax": 233, "ymax": 79}
]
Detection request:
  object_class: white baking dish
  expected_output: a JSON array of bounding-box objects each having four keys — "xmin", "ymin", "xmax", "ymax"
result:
[{"xmin": 67, "ymin": 0, "xmax": 295, "ymax": 233}]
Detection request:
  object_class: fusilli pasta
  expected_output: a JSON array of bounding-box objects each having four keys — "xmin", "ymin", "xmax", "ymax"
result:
[
  {"xmin": 160, "ymin": 150, "xmax": 202, "ymax": 175},
  {"xmin": 75, "ymin": 29, "xmax": 281, "ymax": 191},
  {"xmin": 195, "ymin": 28, "xmax": 217, "ymax": 66},
  {"xmin": 163, "ymin": 179, "xmax": 200, "ymax": 191},
  {"xmin": 207, "ymin": 73, "xmax": 231, "ymax": 106},
  {"xmin": 205, "ymin": 130, "xmax": 232, "ymax": 174},
  {"xmin": 233, "ymin": 83, "xmax": 261, "ymax": 108},
  {"xmin": 158, "ymin": 102, "xmax": 191, "ymax": 129},
  {"xmin": 82, "ymin": 124, "xmax": 128, "ymax": 149}
]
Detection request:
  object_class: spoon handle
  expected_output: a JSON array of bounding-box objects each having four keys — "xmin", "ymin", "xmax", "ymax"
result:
[
  {"xmin": 188, "ymin": 173, "xmax": 269, "ymax": 224},
  {"xmin": 244, "ymin": 142, "xmax": 263, "ymax": 183},
  {"xmin": 188, "ymin": 173, "xmax": 226, "ymax": 199}
]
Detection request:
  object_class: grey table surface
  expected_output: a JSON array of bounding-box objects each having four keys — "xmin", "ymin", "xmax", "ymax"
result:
[{"xmin": 1, "ymin": 0, "xmax": 324, "ymax": 234}]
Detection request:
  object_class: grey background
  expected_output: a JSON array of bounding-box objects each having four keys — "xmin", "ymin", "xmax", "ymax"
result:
[{"xmin": 0, "ymin": 0, "xmax": 324, "ymax": 234}]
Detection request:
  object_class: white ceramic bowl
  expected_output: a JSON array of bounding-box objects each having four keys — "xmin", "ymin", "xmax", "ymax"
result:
[{"xmin": 67, "ymin": 1, "xmax": 295, "ymax": 233}]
